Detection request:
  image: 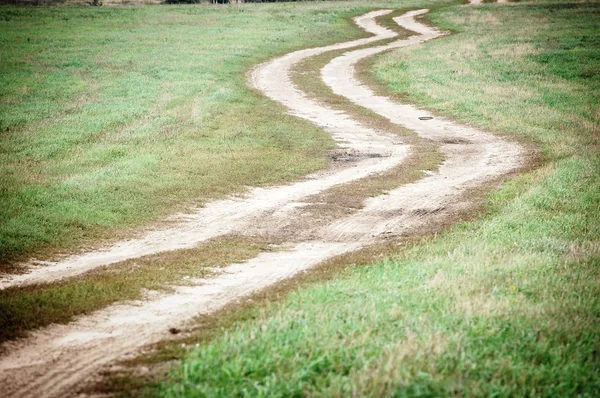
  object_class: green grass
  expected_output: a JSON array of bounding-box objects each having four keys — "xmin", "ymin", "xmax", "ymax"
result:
[
  {"xmin": 0, "ymin": 3, "xmax": 382, "ymax": 265},
  {"xmin": 0, "ymin": 235, "xmax": 271, "ymax": 343},
  {"xmin": 152, "ymin": 2, "xmax": 600, "ymax": 396},
  {"xmin": 0, "ymin": 0, "xmax": 458, "ymax": 348}
]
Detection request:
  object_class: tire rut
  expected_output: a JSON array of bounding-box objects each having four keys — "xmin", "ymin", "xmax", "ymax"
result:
[
  {"xmin": 0, "ymin": 10, "xmax": 407, "ymax": 292},
  {"xmin": 319, "ymin": 9, "xmax": 523, "ymax": 241},
  {"xmin": 0, "ymin": 6, "xmax": 523, "ymax": 397}
]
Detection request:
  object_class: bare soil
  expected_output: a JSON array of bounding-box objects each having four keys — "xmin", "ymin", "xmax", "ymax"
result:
[{"xmin": 0, "ymin": 7, "xmax": 523, "ymax": 397}]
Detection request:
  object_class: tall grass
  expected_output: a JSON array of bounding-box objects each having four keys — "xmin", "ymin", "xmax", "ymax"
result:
[{"xmin": 156, "ymin": 2, "xmax": 600, "ymax": 395}]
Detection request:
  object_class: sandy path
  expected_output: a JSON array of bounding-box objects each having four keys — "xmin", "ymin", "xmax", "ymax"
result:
[
  {"xmin": 0, "ymin": 10, "xmax": 407, "ymax": 397},
  {"xmin": 0, "ymin": 242, "xmax": 361, "ymax": 398},
  {"xmin": 319, "ymin": 9, "xmax": 522, "ymax": 241},
  {"xmin": 0, "ymin": 8, "xmax": 523, "ymax": 398},
  {"xmin": 0, "ymin": 10, "xmax": 408, "ymax": 291}
]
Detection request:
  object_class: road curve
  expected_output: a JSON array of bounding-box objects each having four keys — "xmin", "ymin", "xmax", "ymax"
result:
[
  {"xmin": 319, "ymin": 9, "xmax": 522, "ymax": 241},
  {"xmin": 0, "ymin": 8, "xmax": 523, "ymax": 398},
  {"xmin": 0, "ymin": 10, "xmax": 410, "ymax": 397},
  {"xmin": 0, "ymin": 10, "xmax": 408, "ymax": 291}
]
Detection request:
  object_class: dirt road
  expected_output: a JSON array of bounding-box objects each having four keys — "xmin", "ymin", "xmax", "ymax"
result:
[
  {"xmin": 0, "ymin": 10, "xmax": 407, "ymax": 291},
  {"xmin": 0, "ymin": 7, "xmax": 522, "ymax": 397}
]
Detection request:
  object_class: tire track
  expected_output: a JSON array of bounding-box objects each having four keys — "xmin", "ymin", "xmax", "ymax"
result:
[
  {"xmin": 0, "ymin": 8, "xmax": 523, "ymax": 397},
  {"xmin": 0, "ymin": 10, "xmax": 410, "ymax": 397},
  {"xmin": 319, "ymin": 9, "xmax": 522, "ymax": 241},
  {"xmin": 0, "ymin": 10, "xmax": 408, "ymax": 291}
]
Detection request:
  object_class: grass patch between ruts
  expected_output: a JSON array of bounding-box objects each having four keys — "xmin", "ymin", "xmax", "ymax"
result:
[
  {"xmin": 151, "ymin": 2, "xmax": 600, "ymax": 396},
  {"xmin": 0, "ymin": 235, "xmax": 272, "ymax": 344}
]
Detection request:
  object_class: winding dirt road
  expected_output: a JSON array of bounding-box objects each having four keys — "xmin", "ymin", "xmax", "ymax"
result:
[
  {"xmin": 0, "ymin": 6, "xmax": 522, "ymax": 397},
  {"xmin": 0, "ymin": 10, "xmax": 407, "ymax": 291}
]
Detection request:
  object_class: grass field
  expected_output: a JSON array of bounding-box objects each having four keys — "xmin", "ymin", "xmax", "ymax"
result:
[
  {"xmin": 1, "ymin": 0, "xmax": 598, "ymax": 395},
  {"xmin": 148, "ymin": 1, "xmax": 600, "ymax": 396},
  {"xmin": 0, "ymin": 2, "xmax": 374, "ymax": 265},
  {"xmin": 0, "ymin": 0, "xmax": 456, "ymax": 344}
]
